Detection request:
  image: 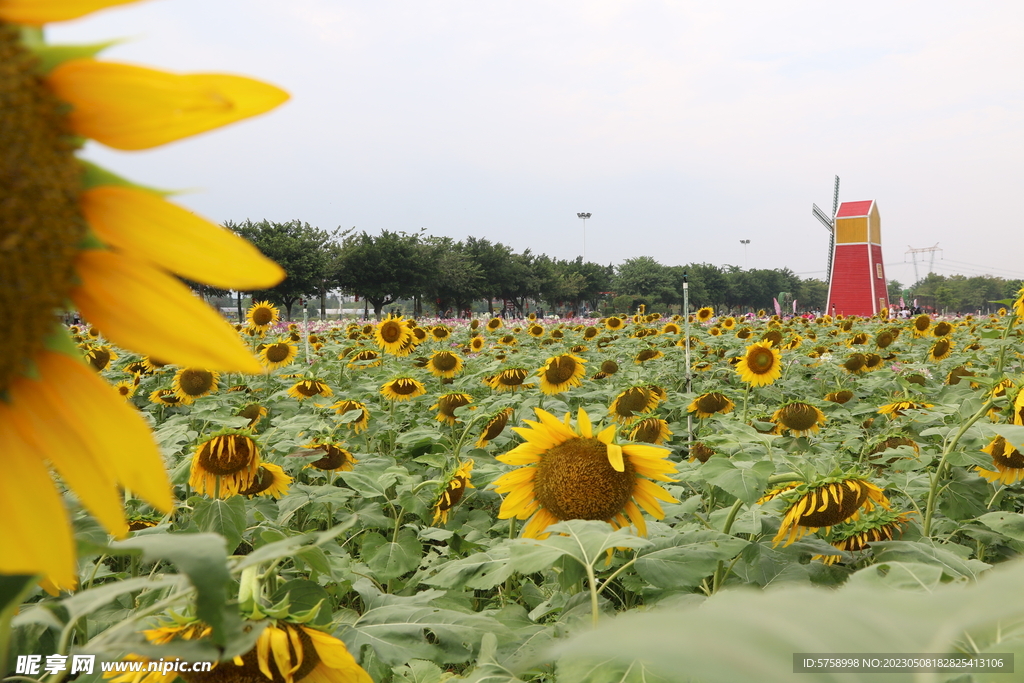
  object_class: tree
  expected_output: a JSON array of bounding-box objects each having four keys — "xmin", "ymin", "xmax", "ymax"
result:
[
  {"xmin": 226, "ymin": 219, "xmax": 336, "ymax": 320},
  {"xmin": 614, "ymin": 257, "xmax": 675, "ymax": 305},
  {"xmin": 335, "ymin": 230, "xmax": 433, "ymax": 318},
  {"xmin": 422, "ymin": 237, "xmax": 483, "ymax": 316},
  {"xmin": 463, "ymin": 237, "xmax": 516, "ymax": 315}
]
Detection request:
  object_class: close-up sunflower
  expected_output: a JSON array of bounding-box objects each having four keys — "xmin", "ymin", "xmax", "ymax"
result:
[
  {"xmin": 735, "ymin": 341, "xmax": 783, "ymax": 386},
  {"xmin": 239, "ymin": 462, "xmax": 291, "ymax": 498},
  {"xmin": 0, "ymin": 0, "xmax": 288, "ymax": 587},
  {"xmin": 246, "ymin": 300, "xmax": 279, "ymax": 331},
  {"xmin": 609, "ymin": 386, "xmax": 662, "ymax": 424},
  {"xmin": 432, "ymin": 460, "xmax": 475, "ymax": 525},
  {"xmin": 374, "ymin": 313, "xmax": 413, "ymax": 354},
  {"xmin": 976, "ymin": 435, "xmax": 1024, "ymax": 485},
  {"xmin": 537, "ymin": 353, "xmax": 586, "ymax": 395},
  {"xmin": 188, "ymin": 431, "xmax": 261, "ymax": 499},
  {"xmin": 260, "ymin": 341, "xmax": 299, "ymax": 370},
  {"xmin": 493, "ymin": 408, "xmax": 678, "ymax": 538},
  {"xmin": 287, "ymin": 379, "xmax": 333, "ymax": 401},
  {"xmin": 486, "ymin": 367, "xmax": 530, "ymax": 392},
  {"xmin": 381, "ymin": 376, "xmax": 427, "ymax": 401},
  {"xmin": 431, "ymin": 392, "xmax": 474, "ymax": 425},
  {"xmin": 332, "ymin": 399, "xmax": 371, "ymax": 433},
  {"xmin": 687, "ymin": 392, "xmax": 735, "ymax": 418},
  {"xmin": 771, "ymin": 402, "xmax": 827, "ymax": 436},
  {"xmin": 770, "ymin": 476, "xmax": 890, "ymax": 547},
  {"xmin": 476, "ymin": 406, "xmax": 514, "ymax": 447},
  {"xmin": 426, "ymin": 349, "xmax": 464, "ymax": 378},
  {"xmin": 170, "ymin": 367, "xmax": 219, "ymax": 404}
]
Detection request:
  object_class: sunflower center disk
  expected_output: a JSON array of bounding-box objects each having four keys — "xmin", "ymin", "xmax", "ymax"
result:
[
  {"xmin": 266, "ymin": 344, "xmax": 290, "ymax": 362},
  {"xmin": 0, "ymin": 25, "xmax": 87, "ymax": 394},
  {"xmin": 779, "ymin": 404, "xmax": 819, "ymax": 432},
  {"xmin": 251, "ymin": 308, "xmax": 274, "ymax": 326},
  {"xmin": 239, "ymin": 466, "xmax": 274, "ymax": 495},
  {"xmin": 696, "ymin": 393, "xmax": 728, "ymax": 414},
  {"xmin": 992, "ymin": 438, "xmax": 1024, "ymax": 469},
  {"xmin": 748, "ymin": 348, "xmax": 775, "ymax": 372},
  {"xmin": 545, "ymin": 358, "xmax": 578, "ymax": 384},
  {"xmin": 180, "ymin": 369, "xmax": 215, "ymax": 396},
  {"xmin": 197, "ymin": 436, "xmax": 256, "ymax": 475},
  {"xmin": 432, "ymin": 353, "xmax": 458, "ymax": 371},
  {"xmin": 181, "ymin": 624, "xmax": 319, "ymax": 683},
  {"xmin": 310, "ymin": 445, "xmax": 347, "ymax": 470},
  {"xmin": 379, "ymin": 322, "xmax": 403, "ymax": 343},
  {"xmin": 534, "ymin": 437, "xmax": 636, "ymax": 521},
  {"xmin": 798, "ymin": 481, "xmax": 867, "ymax": 528}
]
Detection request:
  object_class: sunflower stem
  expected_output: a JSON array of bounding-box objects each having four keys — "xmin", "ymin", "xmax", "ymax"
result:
[
  {"xmin": 585, "ymin": 563, "xmax": 600, "ymax": 628},
  {"xmin": 741, "ymin": 383, "xmax": 751, "ymax": 424},
  {"xmin": 712, "ymin": 498, "xmax": 745, "ymax": 593}
]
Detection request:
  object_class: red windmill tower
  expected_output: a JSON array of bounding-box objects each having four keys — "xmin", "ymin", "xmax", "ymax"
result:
[{"xmin": 812, "ymin": 176, "xmax": 889, "ymax": 317}]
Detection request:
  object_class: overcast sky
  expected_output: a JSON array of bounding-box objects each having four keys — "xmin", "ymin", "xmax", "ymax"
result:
[{"xmin": 50, "ymin": 0, "xmax": 1024, "ymax": 289}]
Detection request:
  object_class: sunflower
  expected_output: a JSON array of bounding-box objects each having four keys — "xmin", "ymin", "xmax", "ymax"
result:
[
  {"xmin": 911, "ymin": 314, "xmax": 932, "ymax": 337},
  {"xmin": 537, "ymin": 354, "xmax": 586, "ymax": 395},
  {"xmin": 687, "ymin": 392, "xmax": 735, "ymax": 418},
  {"xmin": 486, "ymin": 367, "xmax": 530, "ymax": 392},
  {"xmin": 426, "ymin": 350, "xmax": 464, "ymax": 378},
  {"xmin": 867, "ymin": 436, "xmax": 920, "ymax": 470},
  {"xmin": 628, "ymin": 417, "xmax": 673, "ymax": 445},
  {"xmin": 708, "ymin": 326, "xmax": 722, "ymax": 337},
  {"xmin": 171, "ymin": 367, "xmax": 219, "ymax": 404},
  {"xmin": 476, "ymin": 407, "xmax": 514, "ymax": 447},
  {"xmin": 863, "ymin": 353, "xmax": 884, "ymax": 372},
  {"xmin": 148, "ymin": 389, "xmax": 183, "ymax": 406},
  {"xmin": 772, "ymin": 402, "xmax": 827, "ymax": 436},
  {"xmin": 824, "ymin": 390, "xmax": 854, "ymax": 404},
  {"xmin": 239, "ymin": 462, "xmax": 291, "ymax": 498},
  {"xmin": 381, "ymin": 377, "xmax": 427, "ymax": 401},
  {"xmin": 976, "ymin": 436, "xmax": 1024, "ymax": 485},
  {"xmin": 604, "ymin": 316, "xmax": 625, "ymax": 331},
  {"xmin": 346, "ymin": 348, "xmax": 382, "ymax": 369},
  {"xmin": 528, "ymin": 324, "xmax": 545, "ymax": 338},
  {"xmin": 933, "ymin": 320, "xmax": 953, "ymax": 337},
  {"xmin": 486, "ymin": 317, "xmax": 503, "ymax": 331},
  {"xmin": 331, "ymin": 399, "xmax": 371, "ymax": 433},
  {"xmin": 661, "ymin": 322, "xmax": 681, "ymax": 335},
  {"xmin": 468, "ymin": 336, "xmax": 486, "ymax": 353},
  {"xmin": 928, "ymin": 338, "xmax": 954, "ymax": 362},
  {"xmin": 237, "ymin": 402, "xmax": 268, "ymax": 428},
  {"xmin": 610, "ymin": 386, "xmax": 662, "ymax": 424},
  {"xmin": 432, "ymin": 460, "xmax": 475, "ymax": 525},
  {"xmin": 634, "ymin": 348, "xmax": 664, "ymax": 364},
  {"xmin": 304, "ymin": 440, "xmax": 358, "ymax": 472},
  {"xmin": 84, "ymin": 344, "xmax": 118, "ymax": 371},
  {"xmin": 600, "ymin": 359, "xmax": 620, "ymax": 375},
  {"xmin": 374, "ymin": 314, "xmax": 413, "ymax": 354},
  {"xmin": 431, "ymin": 392, "xmax": 475, "ymax": 425},
  {"xmin": 260, "ymin": 341, "xmax": 298, "ymax": 370},
  {"xmin": 497, "ymin": 333, "xmax": 517, "ymax": 346},
  {"xmin": 735, "ymin": 341, "xmax": 783, "ymax": 386},
  {"xmin": 287, "ymin": 379, "xmax": 332, "ymax": 401},
  {"xmin": 696, "ymin": 307, "xmax": 714, "ymax": 322},
  {"xmin": 188, "ymin": 431, "xmax": 261, "ymax": 499},
  {"xmin": 814, "ymin": 511, "xmax": 913, "ymax": 565},
  {"xmin": 877, "ymin": 400, "xmax": 933, "ymax": 418},
  {"xmin": 108, "ymin": 617, "xmax": 371, "ymax": 683},
  {"xmin": 771, "ymin": 476, "xmax": 890, "ymax": 547},
  {"xmin": 111, "ymin": 379, "xmax": 136, "ymax": 400},
  {"xmin": 246, "ymin": 300, "xmax": 279, "ymax": 331},
  {"xmin": 688, "ymin": 441, "xmax": 716, "ymax": 463},
  {"xmin": 493, "ymin": 408, "xmax": 678, "ymax": 538},
  {"xmin": 841, "ymin": 352, "xmax": 867, "ymax": 374},
  {"xmin": 947, "ymin": 365, "xmax": 976, "ymax": 387}
]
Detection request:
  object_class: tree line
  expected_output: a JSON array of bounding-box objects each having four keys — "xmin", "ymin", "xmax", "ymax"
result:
[{"xmin": 209, "ymin": 220, "xmax": 1018, "ymax": 319}]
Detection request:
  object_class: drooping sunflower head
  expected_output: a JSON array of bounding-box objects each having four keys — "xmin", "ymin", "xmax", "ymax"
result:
[
  {"xmin": 260, "ymin": 341, "xmax": 298, "ymax": 370},
  {"xmin": 432, "ymin": 460, "xmax": 475, "ymax": 525},
  {"xmin": 946, "ymin": 365, "xmax": 976, "ymax": 386},
  {"xmin": 933, "ymin": 320, "xmax": 953, "ymax": 337},
  {"xmin": 188, "ymin": 430, "xmax": 261, "ymax": 498},
  {"xmin": 85, "ymin": 344, "xmax": 118, "ymax": 371},
  {"xmin": 735, "ymin": 341, "xmax": 783, "ymax": 386},
  {"xmin": 877, "ymin": 400, "xmax": 933, "ymax": 418},
  {"xmin": 977, "ymin": 435, "xmax": 1024, "ymax": 485},
  {"xmin": 476, "ymin": 406, "xmax": 514, "ymax": 447},
  {"xmin": 600, "ymin": 359, "xmax": 619, "ymax": 375},
  {"xmin": 928, "ymin": 338, "xmax": 954, "ymax": 362},
  {"xmin": 237, "ymin": 402, "xmax": 268, "ymax": 428},
  {"xmin": 628, "ymin": 417, "xmax": 672, "ymax": 445},
  {"xmin": 824, "ymin": 389, "xmax": 854, "ymax": 404},
  {"xmin": 772, "ymin": 402, "xmax": 827, "ymax": 436},
  {"xmin": 246, "ymin": 300, "xmax": 279, "ymax": 331},
  {"xmin": 486, "ymin": 367, "xmax": 530, "ymax": 392},
  {"xmin": 696, "ymin": 307, "xmax": 714, "ymax": 322},
  {"xmin": 867, "ymin": 435, "xmax": 920, "ymax": 470},
  {"xmin": 687, "ymin": 392, "xmax": 735, "ymax": 418},
  {"xmin": 239, "ymin": 462, "xmax": 291, "ymax": 498},
  {"xmin": 634, "ymin": 348, "xmax": 664, "ymax": 364},
  {"xmin": 771, "ymin": 476, "xmax": 890, "ymax": 547},
  {"xmin": 331, "ymin": 399, "xmax": 371, "ymax": 433},
  {"xmin": 303, "ymin": 439, "xmax": 358, "ymax": 472},
  {"xmin": 381, "ymin": 376, "xmax": 427, "ymax": 401},
  {"xmin": 537, "ymin": 354, "xmax": 586, "ymax": 395},
  {"xmin": 287, "ymin": 379, "xmax": 332, "ymax": 401},
  {"xmin": 431, "ymin": 392, "xmax": 474, "ymax": 425},
  {"xmin": 814, "ymin": 510, "xmax": 914, "ymax": 565},
  {"xmin": 493, "ymin": 408, "xmax": 678, "ymax": 538},
  {"xmin": 610, "ymin": 386, "xmax": 661, "ymax": 424},
  {"xmin": 427, "ymin": 350, "xmax": 464, "ymax": 378},
  {"xmin": 528, "ymin": 324, "xmax": 545, "ymax": 338},
  {"xmin": 149, "ymin": 388, "xmax": 183, "ymax": 406},
  {"xmin": 486, "ymin": 317, "xmax": 503, "ymax": 331},
  {"xmin": 688, "ymin": 441, "xmax": 716, "ymax": 463},
  {"xmin": 171, "ymin": 367, "xmax": 219, "ymax": 404},
  {"xmin": 842, "ymin": 352, "xmax": 867, "ymax": 374}
]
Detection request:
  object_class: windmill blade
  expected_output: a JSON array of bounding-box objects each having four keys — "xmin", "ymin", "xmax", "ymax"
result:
[
  {"xmin": 832, "ymin": 175, "xmax": 840, "ymax": 217},
  {"xmin": 812, "ymin": 203, "xmax": 834, "ymax": 231}
]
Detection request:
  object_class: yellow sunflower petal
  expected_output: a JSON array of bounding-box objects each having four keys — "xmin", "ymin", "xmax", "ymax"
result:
[
  {"xmin": 511, "ymin": 422, "xmax": 562, "ymax": 450},
  {"xmin": 596, "ymin": 423, "xmax": 618, "ymax": 444},
  {"xmin": 532, "ymin": 407, "xmax": 579, "ymax": 441},
  {"xmin": 81, "ymin": 186, "xmax": 284, "ymax": 290},
  {"xmin": 621, "ymin": 443, "xmax": 672, "ymax": 461},
  {"xmin": 256, "ymin": 626, "xmax": 275, "ymax": 681},
  {"xmin": 495, "ymin": 443, "xmax": 543, "ymax": 466},
  {"xmin": 498, "ymin": 481, "xmax": 538, "ymax": 519},
  {"xmin": 0, "ymin": 0, "xmax": 139, "ymax": 24},
  {"xmin": 606, "ymin": 442, "xmax": 625, "ymax": 472},
  {"xmin": 522, "ymin": 508, "xmax": 559, "ymax": 539},
  {"xmin": 577, "ymin": 408, "xmax": 593, "ymax": 438},
  {"xmin": 492, "ymin": 467, "xmax": 537, "ymax": 492},
  {"xmin": 623, "ymin": 500, "xmax": 648, "ymax": 537},
  {"xmin": 71, "ymin": 249, "xmax": 264, "ymax": 373},
  {"xmin": 303, "ymin": 628, "xmax": 372, "ymax": 683},
  {"xmin": 47, "ymin": 60, "xmax": 289, "ymax": 151},
  {"xmin": 267, "ymin": 625, "xmax": 295, "ymax": 683}
]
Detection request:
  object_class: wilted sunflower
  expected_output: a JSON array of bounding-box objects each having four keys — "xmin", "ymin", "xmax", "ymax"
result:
[
  {"xmin": 976, "ymin": 436, "xmax": 1024, "ymax": 485},
  {"xmin": 696, "ymin": 307, "xmax": 714, "ymax": 322},
  {"xmin": 814, "ymin": 510, "xmax": 914, "ymax": 565},
  {"xmin": 171, "ymin": 367, "xmax": 219, "ymax": 404},
  {"xmin": 486, "ymin": 317, "xmax": 503, "ymax": 331},
  {"xmin": 687, "ymin": 392, "xmax": 735, "ymax": 418},
  {"xmin": 189, "ymin": 431, "xmax": 261, "ymax": 499},
  {"xmin": 246, "ymin": 300, "xmax": 279, "ymax": 331},
  {"xmin": 735, "ymin": 341, "xmax": 783, "ymax": 386},
  {"xmin": 374, "ymin": 314, "xmax": 413, "ymax": 354},
  {"xmin": 427, "ymin": 350, "xmax": 464, "ymax": 378},
  {"xmin": 824, "ymin": 389, "xmax": 854, "ymax": 404},
  {"xmin": 634, "ymin": 348, "xmax": 664, "ymax": 364},
  {"xmin": 331, "ymin": 399, "xmax": 371, "ymax": 433},
  {"xmin": 433, "ymin": 460, "xmax": 475, "ymax": 525},
  {"xmin": 493, "ymin": 408, "xmax": 678, "ymax": 538},
  {"xmin": 239, "ymin": 462, "xmax": 291, "ymax": 498},
  {"xmin": 863, "ymin": 353, "xmax": 884, "ymax": 371},
  {"xmin": 629, "ymin": 417, "xmax": 672, "ymax": 445},
  {"xmin": 497, "ymin": 333, "xmax": 518, "ymax": 346},
  {"xmin": 877, "ymin": 400, "xmax": 933, "ymax": 418},
  {"xmin": 476, "ymin": 407, "xmax": 514, "ymax": 447},
  {"xmin": 610, "ymin": 386, "xmax": 662, "ymax": 424},
  {"xmin": 381, "ymin": 377, "xmax": 427, "ymax": 401},
  {"xmin": 537, "ymin": 354, "xmax": 586, "ymax": 395},
  {"xmin": 0, "ymin": 1, "xmax": 289, "ymax": 586},
  {"xmin": 841, "ymin": 352, "xmax": 867, "ymax": 374},
  {"xmin": 109, "ymin": 617, "xmax": 371, "ymax": 683},
  {"xmin": 260, "ymin": 341, "xmax": 299, "ymax": 370},
  {"xmin": 287, "ymin": 379, "xmax": 332, "ymax": 401},
  {"xmin": 772, "ymin": 402, "xmax": 827, "ymax": 436},
  {"xmin": 771, "ymin": 476, "xmax": 890, "ymax": 547},
  {"xmin": 486, "ymin": 367, "xmax": 530, "ymax": 392},
  {"xmin": 303, "ymin": 439, "xmax": 358, "ymax": 472},
  {"xmin": 928, "ymin": 338, "xmax": 954, "ymax": 362},
  {"xmin": 84, "ymin": 344, "xmax": 117, "ymax": 371},
  {"xmin": 947, "ymin": 365, "xmax": 976, "ymax": 387},
  {"xmin": 867, "ymin": 436, "xmax": 920, "ymax": 470},
  {"xmin": 431, "ymin": 392, "xmax": 474, "ymax": 425}
]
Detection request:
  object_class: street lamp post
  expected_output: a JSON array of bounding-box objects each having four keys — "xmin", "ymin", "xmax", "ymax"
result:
[
  {"xmin": 577, "ymin": 212, "xmax": 591, "ymax": 261},
  {"xmin": 739, "ymin": 239, "xmax": 750, "ymax": 267}
]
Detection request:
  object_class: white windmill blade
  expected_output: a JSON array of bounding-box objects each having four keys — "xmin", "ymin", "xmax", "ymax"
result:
[{"xmin": 811, "ymin": 203, "xmax": 834, "ymax": 231}]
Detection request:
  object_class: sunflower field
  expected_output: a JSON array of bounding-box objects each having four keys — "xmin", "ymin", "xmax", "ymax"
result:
[{"xmin": 8, "ymin": 300, "xmax": 1024, "ymax": 683}]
